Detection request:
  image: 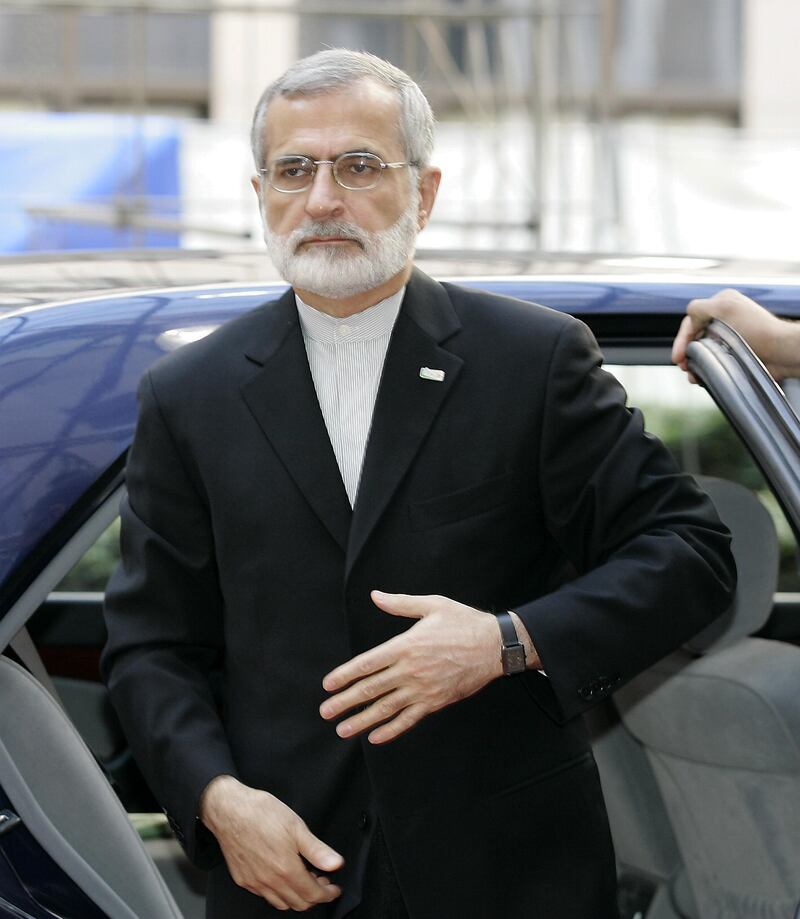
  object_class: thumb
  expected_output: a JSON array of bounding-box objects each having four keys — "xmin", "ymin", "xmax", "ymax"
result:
[
  {"xmin": 371, "ymin": 590, "xmax": 432, "ymax": 619},
  {"xmin": 672, "ymin": 314, "xmax": 696, "ymax": 368},
  {"xmin": 296, "ymin": 826, "xmax": 344, "ymax": 873}
]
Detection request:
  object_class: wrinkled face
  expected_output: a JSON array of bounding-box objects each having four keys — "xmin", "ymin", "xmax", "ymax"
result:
[{"xmin": 252, "ymin": 81, "xmax": 439, "ymax": 301}]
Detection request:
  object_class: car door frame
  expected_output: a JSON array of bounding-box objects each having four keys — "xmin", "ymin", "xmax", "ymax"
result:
[{"xmin": 686, "ymin": 318, "xmax": 800, "ymax": 537}]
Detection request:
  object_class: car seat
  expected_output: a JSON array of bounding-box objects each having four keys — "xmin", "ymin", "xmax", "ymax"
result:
[
  {"xmin": 0, "ymin": 647, "xmax": 184, "ymax": 918},
  {"xmin": 587, "ymin": 698, "xmax": 697, "ymax": 918},
  {"xmin": 614, "ymin": 476, "xmax": 800, "ymax": 919}
]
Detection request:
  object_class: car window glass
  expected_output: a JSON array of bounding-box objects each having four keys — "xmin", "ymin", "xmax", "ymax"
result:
[
  {"xmin": 56, "ymin": 518, "xmax": 120, "ymax": 592},
  {"xmin": 607, "ymin": 363, "xmax": 800, "ymax": 592}
]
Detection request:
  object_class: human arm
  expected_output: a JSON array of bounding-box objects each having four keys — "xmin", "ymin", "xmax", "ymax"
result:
[
  {"xmin": 514, "ymin": 318, "xmax": 735, "ymax": 720},
  {"xmin": 102, "ymin": 370, "xmax": 239, "ymax": 866},
  {"xmin": 102, "ymin": 372, "xmax": 343, "ymax": 907},
  {"xmin": 672, "ymin": 288, "xmax": 800, "ymax": 381},
  {"xmin": 199, "ymin": 775, "xmax": 343, "ymax": 911},
  {"xmin": 320, "ymin": 593, "xmax": 540, "ymax": 744}
]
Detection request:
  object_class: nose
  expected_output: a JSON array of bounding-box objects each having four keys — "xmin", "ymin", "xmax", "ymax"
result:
[{"xmin": 303, "ymin": 162, "xmax": 345, "ymax": 220}]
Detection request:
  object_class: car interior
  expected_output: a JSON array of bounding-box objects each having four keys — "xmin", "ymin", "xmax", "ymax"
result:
[
  {"xmin": 2, "ymin": 330, "xmax": 799, "ymax": 919},
  {"xmin": 593, "ymin": 475, "xmax": 800, "ymax": 919},
  {"xmin": 0, "ymin": 493, "xmax": 187, "ymax": 919}
]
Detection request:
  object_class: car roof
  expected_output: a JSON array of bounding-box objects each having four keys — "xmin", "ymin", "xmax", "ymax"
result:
[
  {"xmin": 3, "ymin": 246, "xmax": 800, "ymax": 308},
  {"xmin": 2, "ymin": 271, "xmax": 800, "ymax": 614}
]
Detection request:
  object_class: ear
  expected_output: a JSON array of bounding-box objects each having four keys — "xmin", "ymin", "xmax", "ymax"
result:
[
  {"xmin": 251, "ymin": 174, "xmax": 262, "ymax": 198},
  {"xmin": 417, "ymin": 166, "xmax": 441, "ymax": 231}
]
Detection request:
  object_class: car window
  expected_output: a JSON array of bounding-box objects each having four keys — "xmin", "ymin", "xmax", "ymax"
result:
[
  {"xmin": 608, "ymin": 363, "xmax": 800, "ymax": 592},
  {"xmin": 56, "ymin": 517, "xmax": 120, "ymax": 592}
]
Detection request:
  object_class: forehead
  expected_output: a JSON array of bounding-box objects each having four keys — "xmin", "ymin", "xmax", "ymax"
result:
[{"xmin": 262, "ymin": 81, "xmax": 404, "ymax": 160}]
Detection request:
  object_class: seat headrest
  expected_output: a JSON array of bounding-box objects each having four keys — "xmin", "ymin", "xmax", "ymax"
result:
[{"xmin": 685, "ymin": 476, "xmax": 779, "ymax": 654}]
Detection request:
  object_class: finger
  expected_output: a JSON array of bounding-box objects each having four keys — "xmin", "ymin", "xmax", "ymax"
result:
[
  {"xmin": 274, "ymin": 857, "xmax": 339, "ymax": 911},
  {"xmin": 686, "ymin": 301, "xmax": 713, "ymax": 330},
  {"xmin": 320, "ymin": 668, "xmax": 398, "ymax": 720},
  {"xmin": 673, "ymin": 313, "xmax": 706, "ymax": 371},
  {"xmin": 296, "ymin": 827, "xmax": 345, "ymax": 875},
  {"xmin": 262, "ymin": 890, "xmax": 291, "ymax": 911},
  {"xmin": 322, "ymin": 638, "xmax": 402, "ymax": 692},
  {"xmin": 334, "ymin": 689, "xmax": 410, "ymax": 738},
  {"xmin": 318, "ymin": 881, "xmax": 341, "ymax": 897},
  {"xmin": 367, "ymin": 702, "xmax": 428, "ymax": 745},
  {"xmin": 371, "ymin": 590, "xmax": 436, "ymax": 619},
  {"xmin": 685, "ymin": 304, "xmax": 715, "ymax": 346},
  {"xmin": 262, "ymin": 833, "xmax": 341, "ymax": 909},
  {"xmin": 710, "ymin": 288, "xmax": 746, "ymax": 312},
  {"xmin": 671, "ymin": 314, "xmax": 693, "ymax": 366}
]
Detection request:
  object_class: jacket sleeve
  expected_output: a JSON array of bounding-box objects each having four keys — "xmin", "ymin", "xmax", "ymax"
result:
[
  {"xmin": 515, "ymin": 318, "xmax": 736, "ymax": 722},
  {"xmin": 101, "ymin": 370, "xmax": 237, "ymax": 868}
]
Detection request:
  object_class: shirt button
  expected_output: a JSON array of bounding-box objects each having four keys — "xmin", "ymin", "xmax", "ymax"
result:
[
  {"xmin": 338, "ymin": 324, "xmax": 352, "ymax": 337},
  {"xmin": 357, "ymin": 811, "xmax": 370, "ymax": 831}
]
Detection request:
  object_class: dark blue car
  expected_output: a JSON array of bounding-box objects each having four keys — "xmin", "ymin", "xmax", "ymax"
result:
[{"xmin": 2, "ymin": 255, "xmax": 799, "ymax": 919}]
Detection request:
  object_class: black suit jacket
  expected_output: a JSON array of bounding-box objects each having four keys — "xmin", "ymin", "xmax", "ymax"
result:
[{"xmin": 103, "ymin": 270, "xmax": 735, "ymax": 918}]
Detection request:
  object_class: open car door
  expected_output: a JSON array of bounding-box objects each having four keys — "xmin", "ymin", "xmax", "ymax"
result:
[
  {"xmin": 605, "ymin": 319, "xmax": 800, "ymax": 918},
  {"xmin": 686, "ymin": 318, "xmax": 800, "ymax": 534},
  {"xmin": 0, "ymin": 528, "xmax": 184, "ymax": 918}
]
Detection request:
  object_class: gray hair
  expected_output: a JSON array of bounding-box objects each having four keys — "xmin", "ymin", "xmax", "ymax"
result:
[{"xmin": 250, "ymin": 49, "xmax": 435, "ymax": 171}]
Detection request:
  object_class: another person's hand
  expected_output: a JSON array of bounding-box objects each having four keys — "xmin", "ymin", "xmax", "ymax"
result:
[
  {"xmin": 200, "ymin": 775, "xmax": 343, "ymax": 912},
  {"xmin": 320, "ymin": 591, "xmax": 540, "ymax": 744},
  {"xmin": 672, "ymin": 288, "xmax": 800, "ymax": 381}
]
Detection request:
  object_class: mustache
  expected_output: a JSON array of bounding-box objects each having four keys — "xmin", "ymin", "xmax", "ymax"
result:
[{"xmin": 290, "ymin": 222, "xmax": 368, "ymax": 251}]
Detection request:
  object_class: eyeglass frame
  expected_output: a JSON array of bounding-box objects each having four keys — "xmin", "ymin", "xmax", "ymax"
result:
[{"xmin": 259, "ymin": 151, "xmax": 419, "ymax": 194}]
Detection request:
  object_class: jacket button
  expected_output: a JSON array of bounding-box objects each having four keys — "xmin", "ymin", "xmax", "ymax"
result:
[{"xmin": 357, "ymin": 811, "xmax": 370, "ymax": 831}]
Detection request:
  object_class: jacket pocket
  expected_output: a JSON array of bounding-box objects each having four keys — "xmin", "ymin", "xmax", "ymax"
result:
[
  {"xmin": 408, "ymin": 470, "xmax": 521, "ymax": 531},
  {"xmin": 486, "ymin": 751, "xmax": 595, "ymax": 801}
]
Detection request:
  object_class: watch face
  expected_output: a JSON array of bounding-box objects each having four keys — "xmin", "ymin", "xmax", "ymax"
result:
[{"xmin": 503, "ymin": 643, "xmax": 526, "ymax": 675}]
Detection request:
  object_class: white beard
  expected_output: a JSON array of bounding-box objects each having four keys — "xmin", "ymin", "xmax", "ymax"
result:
[{"xmin": 262, "ymin": 196, "xmax": 420, "ymax": 300}]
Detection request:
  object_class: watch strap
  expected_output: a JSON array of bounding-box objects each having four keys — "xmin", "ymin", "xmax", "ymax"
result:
[
  {"xmin": 495, "ymin": 609, "xmax": 518, "ymax": 646},
  {"xmin": 495, "ymin": 610, "xmax": 526, "ymax": 675}
]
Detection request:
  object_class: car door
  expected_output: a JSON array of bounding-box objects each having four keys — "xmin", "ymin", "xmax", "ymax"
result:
[{"xmin": 686, "ymin": 318, "xmax": 800, "ymax": 534}]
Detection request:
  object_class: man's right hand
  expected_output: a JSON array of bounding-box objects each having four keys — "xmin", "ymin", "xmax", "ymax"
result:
[
  {"xmin": 199, "ymin": 774, "xmax": 344, "ymax": 912},
  {"xmin": 672, "ymin": 288, "xmax": 800, "ymax": 381}
]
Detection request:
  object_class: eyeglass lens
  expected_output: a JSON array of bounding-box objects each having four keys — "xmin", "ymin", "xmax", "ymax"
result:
[{"xmin": 269, "ymin": 153, "xmax": 383, "ymax": 192}]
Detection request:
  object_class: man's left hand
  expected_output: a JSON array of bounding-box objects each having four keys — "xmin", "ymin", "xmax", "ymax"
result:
[{"xmin": 320, "ymin": 591, "xmax": 504, "ymax": 744}]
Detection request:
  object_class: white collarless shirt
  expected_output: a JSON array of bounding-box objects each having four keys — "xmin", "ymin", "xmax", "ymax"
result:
[{"xmin": 295, "ymin": 288, "xmax": 404, "ymax": 507}]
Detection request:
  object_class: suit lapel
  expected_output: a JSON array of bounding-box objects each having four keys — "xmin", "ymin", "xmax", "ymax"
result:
[
  {"xmin": 346, "ymin": 270, "xmax": 463, "ymax": 576},
  {"xmin": 240, "ymin": 288, "xmax": 351, "ymax": 552}
]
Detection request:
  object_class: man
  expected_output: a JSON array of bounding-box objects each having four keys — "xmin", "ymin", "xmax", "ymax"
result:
[
  {"xmin": 102, "ymin": 49, "xmax": 736, "ymax": 918},
  {"xmin": 673, "ymin": 287, "xmax": 800, "ymax": 380}
]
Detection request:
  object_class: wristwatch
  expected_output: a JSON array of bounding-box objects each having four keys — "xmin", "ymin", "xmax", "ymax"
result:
[{"xmin": 495, "ymin": 610, "xmax": 526, "ymax": 675}]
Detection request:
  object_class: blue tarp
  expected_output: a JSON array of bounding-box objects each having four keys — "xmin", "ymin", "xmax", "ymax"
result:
[{"xmin": 0, "ymin": 112, "xmax": 180, "ymax": 252}]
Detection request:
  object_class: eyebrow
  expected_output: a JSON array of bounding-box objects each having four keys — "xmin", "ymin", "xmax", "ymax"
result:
[{"xmin": 273, "ymin": 147, "xmax": 388, "ymax": 161}]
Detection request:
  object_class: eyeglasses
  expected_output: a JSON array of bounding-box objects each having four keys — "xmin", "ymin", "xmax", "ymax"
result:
[{"xmin": 260, "ymin": 151, "xmax": 417, "ymax": 193}]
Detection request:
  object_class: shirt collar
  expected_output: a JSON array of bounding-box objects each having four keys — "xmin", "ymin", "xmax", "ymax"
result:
[{"xmin": 295, "ymin": 287, "xmax": 405, "ymax": 344}]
